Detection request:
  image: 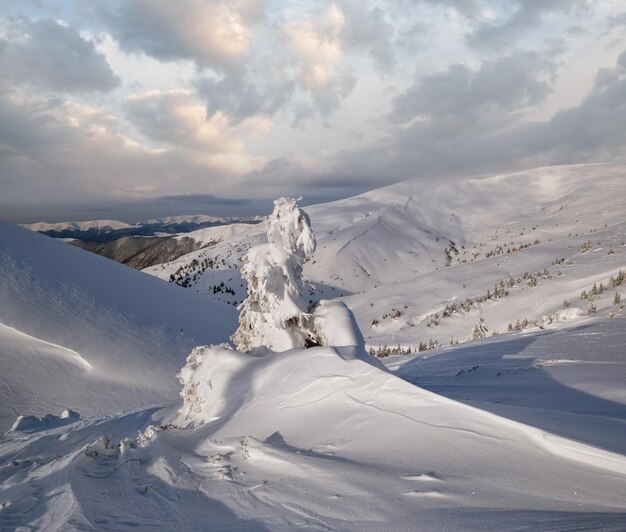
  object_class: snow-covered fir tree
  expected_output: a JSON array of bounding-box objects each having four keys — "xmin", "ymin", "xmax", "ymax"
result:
[
  {"xmin": 470, "ymin": 316, "xmax": 488, "ymax": 340},
  {"xmin": 232, "ymin": 197, "xmax": 317, "ymax": 353}
]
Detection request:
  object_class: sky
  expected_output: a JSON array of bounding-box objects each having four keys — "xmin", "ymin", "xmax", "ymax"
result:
[{"xmin": 1, "ymin": 0, "xmax": 626, "ymax": 222}]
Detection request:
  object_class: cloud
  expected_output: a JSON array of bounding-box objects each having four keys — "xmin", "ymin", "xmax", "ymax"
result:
[
  {"xmin": 0, "ymin": 16, "xmax": 119, "ymax": 93},
  {"xmin": 392, "ymin": 50, "xmax": 557, "ymax": 131},
  {"xmin": 339, "ymin": 2, "xmax": 396, "ymax": 73},
  {"xmin": 94, "ymin": 1, "xmax": 392, "ymax": 124},
  {"xmin": 86, "ymin": 193, "xmax": 264, "ymax": 222},
  {"xmin": 94, "ymin": 0, "xmax": 263, "ymax": 70},
  {"xmin": 391, "ymin": 0, "xmax": 588, "ymax": 51},
  {"xmin": 466, "ymin": 0, "xmax": 588, "ymax": 50},
  {"xmin": 0, "ymin": 88, "xmax": 270, "ymax": 219},
  {"xmin": 510, "ymin": 50, "xmax": 626, "ymax": 162},
  {"xmin": 608, "ymin": 11, "xmax": 626, "ymax": 28},
  {"xmin": 196, "ymin": 1, "xmax": 395, "ymax": 124},
  {"xmin": 124, "ymin": 88, "xmax": 269, "ymax": 173},
  {"xmin": 282, "ymin": 4, "xmax": 357, "ymax": 117},
  {"xmin": 325, "ymin": 49, "xmax": 626, "ymax": 184},
  {"xmin": 1, "ymin": 0, "xmax": 623, "ymax": 222},
  {"xmin": 196, "ymin": 68, "xmax": 294, "ymax": 124}
]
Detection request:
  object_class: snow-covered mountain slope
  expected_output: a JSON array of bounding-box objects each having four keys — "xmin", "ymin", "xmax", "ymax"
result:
[
  {"xmin": 69, "ymin": 234, "xmax": 202, "ymax": 270},
  {"xmin": 67, "ymin": 223, "xmax": 258, "ymax": 272},
  {"xmin": 1, "ymin": 318, "xmax": 625, "ymax": 530},
  {"xmin": 22, "ymin": 215, "xmax": 262, "ymax": 242},
  {"xmin": 24, "ymin": 219, "xmax": 133, "ymax": 233},
  {"xmin": 144, "ymin": 162, "xmax": 626, "ymax": 343},
  {"xmin": 0, "ymin": 221, "xmax": 237, "ymax": 432},
  {"xmin": 306, "ymin": 162, "xmax": 625, "ymax": 291},
  {"xmin": 145, "ymin": 214, "xmax": 255, "ymax": 226},
  {"xmin": 175, "ymin": 222, "xmax": 258, "ymax": 247}
]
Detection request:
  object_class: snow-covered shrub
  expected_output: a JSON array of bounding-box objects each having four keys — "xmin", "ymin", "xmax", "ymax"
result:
[
  {"xmin": 232, "ymin": 198, "xmax": 317, "ymax": 353},
  {"xmin": 537, "ymin": 307, "xmax": 583, "ymax": 329},
  {"xmin": 176, "ymin": 343, "xmax": 249, "ymax": 426}
]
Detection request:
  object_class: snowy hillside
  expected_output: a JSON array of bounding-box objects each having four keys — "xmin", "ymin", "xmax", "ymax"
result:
[
  {"xmin": 67, "ymin": 222, "xmax": 259, "ymax": 272},
  {"xmin": 144, "ymin": 163, "xmax": 626, "ymax": 349},
  {"xmin": 0, "ymin": 221, "xmax": 237, "ymax": 432}
]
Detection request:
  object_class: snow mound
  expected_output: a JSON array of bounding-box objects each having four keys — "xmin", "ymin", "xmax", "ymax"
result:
[
  {"xmin": 313, "ymin": 299, "xmax": 365, "ymax": 348},
  {"xmin": 175, "ymin": 342, "xmax": 381, "ymax": 428},
  {"xmin": 178, "ymin": 297, "xmax": 375, "ymax": 427},
  {"xmin": 9, "ymin": 409, "xmax": 79, "ymax": 433}
]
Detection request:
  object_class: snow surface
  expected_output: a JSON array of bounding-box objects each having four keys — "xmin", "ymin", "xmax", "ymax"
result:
[
  {"xmin": 0, "ymin": 221, "xmax": 237, "ymax": 432},
  {"xmin": 1, "ymin": 318, "xmax": 625, "ymax": 530},
  {"xmin": 174, "ymin": 222, "xmax": 256, "ymax": 246},
  {"xmin": 1, "ymin": 162, "xmax": 626, "ymax": 529}
]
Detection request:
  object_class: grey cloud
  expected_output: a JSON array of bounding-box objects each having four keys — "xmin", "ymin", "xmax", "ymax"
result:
[
  {"xmin": 327, "ymin": 50, "xmax": 626, "ymax": 185},
  {"xmin": 0, "ymin": 89, "xmax": 253, "ymax": 220},
  {"xmin": 375, "ymin": 52, "xmax": 626, "ymax": 183},
  {"xmin": 196, "ymin": 69, "xmax": 294, "ymax": 123},
  {"xmin": 124, "ymin": 90, "xmax": 190, "ymax": 147},
  {"xmin": 245, "ymin": 156, "xmax": 382, "ymax": 203},
  {"xmin": 515, "ymin": 52, "xmax": 626, "ymax": 160},
  {"xmin": 309, "ymin": 71, "xmax": 358, "ymax": 118},
  {"xmin": 339, "ymin": 2, "xmax": 396, "ymax": 73},
  {"xmin": 93, "ymin": 0, "xmax": 264, "ymax": 70},
  {"xmin": 83, "ymin": 193, "xmax": 264, "ymax": 222},
  {"xmin": 0, "ymin": 17, "xmax": 119, "ymax": 93},
  {"xmin": 467, "ymin": 0, "xmax": 588, "ymax": 50},
  {"xmin": 608, "ymin": 11, "xmax": 626, "ymax": 28},
  {"xmin": 123, "ymin": 88, "xmax": 264, "ymax": 163},
  {"xmin": 392, "ymin": 51, "xmax": 556, "ymax": 132},
  {"xmin": 2, "ymin": 194, "xmax": 265, "ymax": 224}
]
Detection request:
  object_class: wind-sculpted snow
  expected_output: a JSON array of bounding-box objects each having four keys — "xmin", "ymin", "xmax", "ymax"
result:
[{"xmin": 2, "ymin": 319, "xmax": 626, "ymax": 530}]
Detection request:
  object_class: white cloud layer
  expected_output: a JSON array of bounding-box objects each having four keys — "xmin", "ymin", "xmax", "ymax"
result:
[{"xmin": 0, "ymin": 0, "xmax": 625, "ymax": 220}]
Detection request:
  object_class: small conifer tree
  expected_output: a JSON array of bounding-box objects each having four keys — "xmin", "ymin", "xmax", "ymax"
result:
[
  {"xmin": 232, "ymin": 198, "xmax": 317, "ymax": 353},
  {"xmin": 470, "ymin": 316, "xmax": 488, "ymax": 340}
]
